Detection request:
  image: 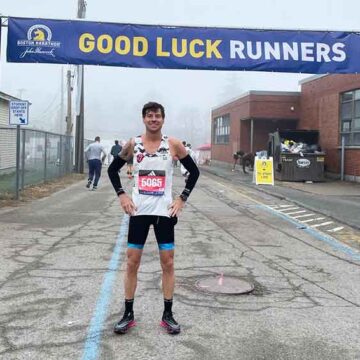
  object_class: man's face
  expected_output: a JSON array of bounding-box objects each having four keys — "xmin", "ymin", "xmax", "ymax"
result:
[{"xmin": 143, "ymin": 109, "xmax": 164, "ymax": 133}]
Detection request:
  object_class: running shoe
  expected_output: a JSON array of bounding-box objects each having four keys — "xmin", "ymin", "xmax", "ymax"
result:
[
  {"xmin": 160, "ymin": 311, "xmax": 181, "ymax": 334},
  {"xmin": 114, "ymin": 311, "xmax": 136, "ymax": 334}
]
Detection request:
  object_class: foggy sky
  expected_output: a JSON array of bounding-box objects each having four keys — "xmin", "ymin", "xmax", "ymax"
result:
[{"xmin": 0, "ymin": 0, "xmax": 358, "ymax": 146}]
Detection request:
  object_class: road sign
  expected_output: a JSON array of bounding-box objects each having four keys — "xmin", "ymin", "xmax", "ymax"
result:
[
  {"xmin": 255, "ymin": 156, "xmax": 274, "ymax": 185},
  {"xmin": 9, "ymin": 101, "xmax": 29, "ymax": 125}
]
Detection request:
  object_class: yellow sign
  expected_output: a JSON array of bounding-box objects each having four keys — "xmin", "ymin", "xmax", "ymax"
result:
[{"xmin": 255, "ymin": 157, "xmax": 274, "ymax": 185}]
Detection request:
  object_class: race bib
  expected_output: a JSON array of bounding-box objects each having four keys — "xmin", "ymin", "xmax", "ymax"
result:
[{"xmin": 138, "ymin": 170, "xmax": 166, "ymax": 196}]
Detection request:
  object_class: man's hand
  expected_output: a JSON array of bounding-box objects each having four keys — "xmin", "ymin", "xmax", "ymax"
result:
[
  {"xmin": 119, "ymin": 193, "xmax": 137, "ymax": 215},
  {"xmin": 169, "ymin": 197, "xmax": 185, "ymax": 217}
]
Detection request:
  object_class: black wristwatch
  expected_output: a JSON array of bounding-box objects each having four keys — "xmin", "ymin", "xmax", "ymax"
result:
[
  {"xmin": 179, "ymin": 194, "xmax": 188, "ymax": 202},
  {"xmin": 117, "ymin": 188, "xmax": 126, "ymax": 197}
]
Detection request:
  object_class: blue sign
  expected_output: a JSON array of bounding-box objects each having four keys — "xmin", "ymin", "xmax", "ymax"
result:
[{"xmin": 7, "ymin": 17, "xmax": 360, "ymax": 74}]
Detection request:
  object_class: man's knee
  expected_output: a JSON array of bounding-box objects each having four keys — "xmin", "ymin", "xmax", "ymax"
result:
[
  {"xmin": 127, "ymin": 252, "xmax": 141, "ymax": 273},
  {"xmin": 161, "ymin": 254, "xmax": 174, "ymax": 273}
]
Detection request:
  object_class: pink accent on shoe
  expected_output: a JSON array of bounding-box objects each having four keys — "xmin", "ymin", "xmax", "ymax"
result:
[
  {"xmin": 160, "ymin": 321, "xmax": 180, "ymax": 334},
  {"xmin": 128, "ymin": 320, "xmax": 136, "ymax": 329}
]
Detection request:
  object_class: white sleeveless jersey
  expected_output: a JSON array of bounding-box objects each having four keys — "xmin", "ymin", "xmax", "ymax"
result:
[{"xmin": 132, "ymin": 135, "xmax": 173, "ymax": 217}]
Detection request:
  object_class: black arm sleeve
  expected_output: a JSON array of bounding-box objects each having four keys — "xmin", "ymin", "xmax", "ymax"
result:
[
  {"xmin": 179, "ymin": 154, "xmax": 200, "ymax": 198},
  {"xmin": 107, "ymin": 156, "xmax": 127, "ymax": 196}
]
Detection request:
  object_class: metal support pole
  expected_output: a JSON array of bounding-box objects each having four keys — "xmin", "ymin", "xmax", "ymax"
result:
[
  {"xmin": 250, "ymin": 119, "xmax": 254, "ymax": 153},
  {"xmin": 21, "ymin": 129, "xmax": 26, "ymax": 190},
  {"xmin": 341, "ymin": 135, "xmax": 345, "ymax": 181},
  {"xmin": 75, "ymin": 67, "xmax": 85, "ymax": 173},
  {"xmin": 44, "ymin": 133, "xmax": 48, "ymax": 182},
  {"xmin": 59, "ymin": 135, "xmax": 63, "ymax": 176},
  {"xmin": 74, "ymin": 0, "xmax": 86, "ymax": 174},
  {"xmin": 15, "ymin": 125, "xmax": 21, "ymax": 200},
  {"xmin": 66, "ymin": 70, "xmax": 72, "ymax": 136}
]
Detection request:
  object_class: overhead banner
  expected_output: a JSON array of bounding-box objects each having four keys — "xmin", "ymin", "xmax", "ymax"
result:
[{"xmin": 7, "ymin": 17, "xmax": 360, "ymax": 73}]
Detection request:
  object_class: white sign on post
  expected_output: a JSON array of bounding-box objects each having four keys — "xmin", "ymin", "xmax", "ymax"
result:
[{"xmin": 9, "ymin": 101, "xmax": 29, "ymax": 125}]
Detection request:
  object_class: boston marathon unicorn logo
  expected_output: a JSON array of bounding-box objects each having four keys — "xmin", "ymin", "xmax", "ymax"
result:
[
  {"xmin": 27, "ymin": 24, "xmax": 53, "ymax": 42},
  {"xmin": 31, "ymin": 29, "xmax": 46, "ymax": 41},
  {"xmin": 17, "ymin": 24, "xmax": 61, "ymax": 59}
]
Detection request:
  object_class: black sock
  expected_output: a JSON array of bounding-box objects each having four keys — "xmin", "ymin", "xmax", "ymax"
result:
[
  {"xmin": 124, "ymin": 299, "xmax": 134, "ymax": 314},
  {"xmin": 164, "ymin": 298, "xmax": 173, "ymax": 313}
]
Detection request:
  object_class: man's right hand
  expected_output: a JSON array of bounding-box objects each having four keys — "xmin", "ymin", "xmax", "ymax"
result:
[{"xmin": 119, "ymin": 193, "xmax": 137, "ymax": 215}]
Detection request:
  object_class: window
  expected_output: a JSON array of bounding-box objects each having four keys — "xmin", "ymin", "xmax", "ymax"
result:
[
  {"xmin": 213, "ymin": 114, "xmax": 230, "ymax": 144},
  {"xmin": 340, "ymin": 90, "xmax": 360, "ymax": 145}
]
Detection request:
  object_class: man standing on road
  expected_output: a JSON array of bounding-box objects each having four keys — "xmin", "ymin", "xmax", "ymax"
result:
[
  {"xmin": 84, "ymin": 136, "xmax": 107, "ymax": 190},
  {"xmin": 110, "ymin": 140, "xmax": 122, "ymax": 160},
  {"xmin": 108, "ymin": 102, "xmax": 200, "ymax": 335}
]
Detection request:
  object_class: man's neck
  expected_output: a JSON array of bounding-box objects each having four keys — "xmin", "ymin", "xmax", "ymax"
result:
[{"xmin": 144, "ymin": 131, "xmax": 162, "ymax": 142}]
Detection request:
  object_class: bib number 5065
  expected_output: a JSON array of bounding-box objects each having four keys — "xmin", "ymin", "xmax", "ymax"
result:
[{"xmin": 141, "ymin": 178, "xmax": 162, "ymax": 187}]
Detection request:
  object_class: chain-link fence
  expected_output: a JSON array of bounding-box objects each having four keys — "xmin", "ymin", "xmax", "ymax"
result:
[{"xmin": 0, "ymin": 127, "xmax": 88, "ymax": 198}]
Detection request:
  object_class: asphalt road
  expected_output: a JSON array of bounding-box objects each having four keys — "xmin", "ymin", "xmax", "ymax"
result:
[{"xmin": 0, "ymin": 171, "xmax": 360, "ymax": 359}]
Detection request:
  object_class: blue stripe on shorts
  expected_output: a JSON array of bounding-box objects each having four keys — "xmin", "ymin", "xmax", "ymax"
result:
[
  {"xmin": 128, "ymin": 243, "xmax": 144, "ymax": 250},
  {"xmin": 159, "ymin": 243, "xmax": 174, "ymax": 251}
]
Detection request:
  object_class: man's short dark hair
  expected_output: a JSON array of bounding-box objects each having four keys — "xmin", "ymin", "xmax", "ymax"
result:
[
  {"xmin": 95, "ymin": 136, "xmax": 100, "ymax": 141},
  {"xmin": 142, "ymin": 102, "xmax": 165, "ymax": 118},
  {"xmin": 115, "ymin": 140, "xmax": 119, "ymax": 144}
]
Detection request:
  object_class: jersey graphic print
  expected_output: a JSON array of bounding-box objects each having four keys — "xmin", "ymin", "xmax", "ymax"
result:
[{"xmin": 138, "ymin": 170, "xmax": 166, "ymax": 196}]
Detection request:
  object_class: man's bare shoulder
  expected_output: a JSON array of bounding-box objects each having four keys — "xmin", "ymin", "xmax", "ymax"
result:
[
  {"xmin": 168, "ymin": 137, "xmax": 187, "ymax": 159},
  {"xmin": 119, "ymin": 138, "xmax": 135, "ymax": 161},
  {"xmin": 168, "ymin": 137, "xmax": 182, "ymax": 147}
]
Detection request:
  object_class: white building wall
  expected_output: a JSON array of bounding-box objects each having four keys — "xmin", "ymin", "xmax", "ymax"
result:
[{"xmin": 0, "ymin": 98, "xmax": 17, "ymax": 170}]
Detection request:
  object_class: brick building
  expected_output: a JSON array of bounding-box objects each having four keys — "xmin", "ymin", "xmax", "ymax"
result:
[{"xmin": 211, "ymin": 75, "xmax": 360, "ymax": 182}]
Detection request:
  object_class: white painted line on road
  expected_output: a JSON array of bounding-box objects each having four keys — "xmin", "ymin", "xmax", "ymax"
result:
[
  {"xmin": 292, "ymin": 213, "xmax": 315, "ymax": 219},
  {"xmin": 278, "ymin": 207, "xmax": 299, "ymax": 212},
  {"xmin": 300, "ymin": 217, "xmax": 325, "ymax": 223},
  {"xmin": 260, "ymin": 205, "xmax": 360, "ymax": 262},
  {"xmin": 278, "ymin": 205, "xmax": 294, "ymax": 208},
  {"xmin": 312, "ymin": 221, "xmax": 334, "ymax": 228},
  {"xmin": 204, "ymin": 176, "xmax": 360, "ymax": 262},
  {"xmin": 285, "ymin": 210, "xmax": 307, "ymax": 216},
  {"xmin": 328, "ymin": 227, "xmax": 344, "ymax": 233}
]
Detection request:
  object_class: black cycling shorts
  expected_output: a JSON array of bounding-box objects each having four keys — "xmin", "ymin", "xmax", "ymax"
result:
[{"xmin": 128, "ymin": 215, "xmax": 178, "ymax": 251}]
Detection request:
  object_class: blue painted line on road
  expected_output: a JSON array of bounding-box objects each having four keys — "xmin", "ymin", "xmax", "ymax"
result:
[
  {"xmin": 81, "ymin": 215, "xmax": 129, "ymax": 360},
  {"xmin": 258, "ymin": 205, "xmax": 360, "ymax": 262}
]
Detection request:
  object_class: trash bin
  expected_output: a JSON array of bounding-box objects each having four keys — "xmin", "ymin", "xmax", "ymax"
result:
[{"xmin": 268, "ymin": 130, "xmax": 325, "ymax": 182}]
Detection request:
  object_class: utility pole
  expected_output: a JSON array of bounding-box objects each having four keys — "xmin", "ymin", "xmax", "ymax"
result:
[
  {"xmin": 17, "ymin": 88, "xmax": 26, "ymax": 99},
  {"xmin": 60, "ymin": 67, "xmax": 65, "ymax": 134},
  {"xmin": 66, "ymin": 69, "xmax": 73, "ymax": 135},
  {"xmin": 75, "ymin": 0, "xmax": 86, "ymax": 173}
]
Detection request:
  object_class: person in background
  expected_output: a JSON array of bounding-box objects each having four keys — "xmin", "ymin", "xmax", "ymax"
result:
[
  {"xmin": 84, "ymin": 136, "xmax": 107, "ymax": 190},
  {"xmin": 111, "ymin": 140, "xmax": 122, "ymax": 160}
]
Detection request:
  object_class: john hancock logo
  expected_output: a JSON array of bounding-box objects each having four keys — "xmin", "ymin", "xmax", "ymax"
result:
[{"xmin": 17, "ymin": 24, "xmax": 61, "ymax": 59}]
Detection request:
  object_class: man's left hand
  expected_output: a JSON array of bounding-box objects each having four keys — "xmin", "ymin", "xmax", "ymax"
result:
[{"xmin": 169, "ymin": 197, "xmax": 185, "ymax": 217}]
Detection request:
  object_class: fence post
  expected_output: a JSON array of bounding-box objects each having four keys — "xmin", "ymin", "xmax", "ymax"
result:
[
  {"xmin": 44, "ymin": 132, "xmax": 48, "ymax": 182},
  {"xmin": 21, "ymin": 129, "xmax": 26, "ymax": 190},
  {"xmin": 15, "ymin": 125, "xmax": 21, "ymax": 200},
  {"xmin": 59, "ymin": 135, "xmax": 63, "ymax": 177}
]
